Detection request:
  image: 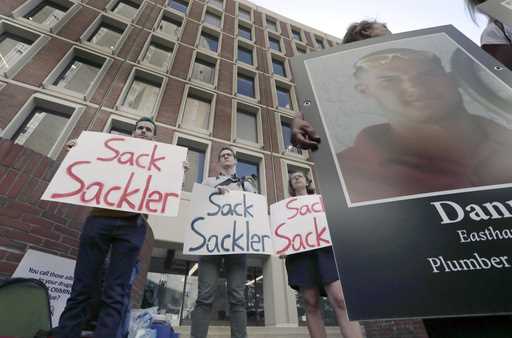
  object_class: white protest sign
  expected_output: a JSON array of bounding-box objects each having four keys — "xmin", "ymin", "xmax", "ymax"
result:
[
  {"xmin": 183, "ymin": 183, "xmax": 273, "ymax": 255},
  {"xmin": 12, "ymin": 250, "xmax": 76, "ymax": 327},
  {"xmin": 270, "ymin": 194, "xmax": 332, "ymax": 256},
  {"xmin": 42, "ymin": 131, "xmax": 187, "ymax": 217}
]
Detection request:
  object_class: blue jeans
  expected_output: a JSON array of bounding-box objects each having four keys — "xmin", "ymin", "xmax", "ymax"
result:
[
  {"xmin": 190, "ymin": 255, "xmax": 247, "ymax": 338},
  {"xmin": 56, "ymin": 215, "xmax": 147, "ymax": 338}
]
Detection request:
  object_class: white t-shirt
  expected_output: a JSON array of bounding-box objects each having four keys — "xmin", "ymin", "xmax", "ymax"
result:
[{"xmin": 481, "ymin": 21, "xmax": 512, "ymax": 45}]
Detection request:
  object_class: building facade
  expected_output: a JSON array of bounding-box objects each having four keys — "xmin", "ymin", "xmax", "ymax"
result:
[{"xmin": 0, "ymin": 0, "xmax": 429, "ymax": 336}]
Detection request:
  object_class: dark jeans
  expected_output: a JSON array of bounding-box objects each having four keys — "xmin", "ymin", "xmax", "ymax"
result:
[
  {"xmin": 56, "ymin": 215, "xmax": 146, "ymax": 338},
  {"xmin": 191, "ymin": 255, "xmax": 247, "ymax": 338}
]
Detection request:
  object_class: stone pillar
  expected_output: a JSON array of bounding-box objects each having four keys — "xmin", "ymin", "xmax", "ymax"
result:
[{"xmin": 262, "ymin": 255, "xmax": 298, "ymax": 327}]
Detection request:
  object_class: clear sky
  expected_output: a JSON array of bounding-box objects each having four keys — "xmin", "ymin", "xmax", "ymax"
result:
[{"xmin": 249, "ymin": 0, "xmax": 488, "ymax": 44}]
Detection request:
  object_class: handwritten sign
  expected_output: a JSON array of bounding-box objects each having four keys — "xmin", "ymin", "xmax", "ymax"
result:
[
  {"xmin": 13, "ymin": 250, "xmax": 76, "ymax": 327},
  {"xmin": 42, "ymin": 131, "xmax": 187, "ymax": 217},
  {"xmin": 270, "ymin": 194, "xmax": 332, "ymax": 256},
  {"xmin": 183, "ymin": 183, "xmax": 273, "ymax": 255}
]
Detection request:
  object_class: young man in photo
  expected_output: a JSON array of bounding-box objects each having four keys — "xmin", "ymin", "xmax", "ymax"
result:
[{"xmin": 190, "ymin": 146, "xmax": 255, "ymax": 338}]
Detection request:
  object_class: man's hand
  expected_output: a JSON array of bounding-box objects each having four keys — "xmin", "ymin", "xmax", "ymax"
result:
[
  {"xmin": 65, "ymin": 139, "xmax": 77, "ymax": 151},
  {"xmin": 217, "ymin": 186, "xmax": 230, "ymax": 194},
  {"xmin": 291, "ymin": 114, "xmax": 321, "ymax": 151}
]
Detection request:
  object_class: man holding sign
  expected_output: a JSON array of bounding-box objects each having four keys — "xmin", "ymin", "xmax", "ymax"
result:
[
  {"xmin": 52, "ymin": 118, "xmax": 184, "ymax": 338},
  {"xmin": 276, "ymin": 172, "xmax": 363, "ymax": 338},
  {"xmin": 190, "ymin": 147, "xmax": 257, "ymax": 338}
]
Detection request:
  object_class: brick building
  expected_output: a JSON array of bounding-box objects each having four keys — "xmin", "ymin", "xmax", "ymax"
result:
[{"xmin": 0, "ymin": 0, "xmax": 429, "ymax": 336}]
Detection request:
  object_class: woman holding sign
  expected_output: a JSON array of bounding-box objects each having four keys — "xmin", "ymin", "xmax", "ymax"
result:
[{"xmin": 284, "ymin": 172, "xmax": 363, "ymax": 338}]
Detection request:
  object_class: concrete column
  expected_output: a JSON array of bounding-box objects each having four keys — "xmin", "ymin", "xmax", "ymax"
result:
[{"xmin": 263, "ymin": 256, "xmax": 298, "ymax": 327}]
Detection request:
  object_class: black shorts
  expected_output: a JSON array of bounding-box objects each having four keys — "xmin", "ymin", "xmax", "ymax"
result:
[{"xmin": 285, "ymin": 246, "xmax": 339, "ymax": 296}]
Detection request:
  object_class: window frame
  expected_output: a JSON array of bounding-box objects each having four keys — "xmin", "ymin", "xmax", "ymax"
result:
[
  {"xmin": 103, "ymin": 114, "xmax": 137, "ymax": 135},
  {"xmin": 293, "ymin": 40, "xmax": 309, "ymax": 55},
  {"xmin": 231, "ymin": 100, "xmax": 263, "ymax": 148},
  {"xmin": 268, "ymin": 51, "xmax": 290, "ymax": 80},
  {"xmin": 237, "ymin": 21, "xmax": 254, "ymax": 42},
  {"xmin": 138, "ymin": 33, "xmax": 176, "ymax": 73},
  {"xmin": 290, "ymin": 26, "xmax": 304, "ymax": 42},
  {"xmin": 12, "ymin": 0, "xmax": 79, "ymax": 33},
  {"xmin": 80, "ymin": 14, "xmax": 130, "ymax": 54},
  {"xmin": 235, "ymin": 39, "xmax": 256, "ymax": 68},
  {"xmin": 281, "ymin": 159, "xmax": 314, "ymax": 198},
  {"xmin": 202, "ymin": 5, "xmax": 224, "ymax": 31},
  {"xmin": 177, "ymin": 85, "xmax": 216, "ymax": 136},
  {"xmin": 167, "ymin": 0, "xmax": 190, "ymax": 15},
  {"xmin": 0, "ymin": 93, "xmax": 84, "ymax": 159},
  {"xmin": 0, "ymin": 20, "xmax": 50, "ymax": 78},
  {"xmin": 235, "ymin": 65, "xmax": 259, "ymax": 103},
  {"xmin": 196, "ymin": 26, "xmax": 221, "ymax": 55},
  {"xmin": 266, "ymin": 31, "xmax": 283, "ymax": 55},
  {"xmin": 272, "ymin": 78, "xmax": 297, "ymax": 113},
  {"xmin": 172, "ymin": 132, "xmax": 211, "ymax": 196},
  {"xmin": 187, "ymin": 50, "xmax": 218, "ymax": 88},
  {"xmin": 237, "ymin": 4, "xmax": 253, "ymax": 23},
  {"xmin": 105, "ymin": 0, "xmax": 143, "ymax": 23},
  {"xmin": 264, "ymin": 14, "xmax": 280, "ymax": 34},
  {"xmin": 233, "ymin": 147, "xmax": 267, "ymax": 196},
  {"xmin": 207, "ymin": 0, "xmax": 224, "ymax": 10},
  {"xmin": 115, "ymin": 67, "xmax": 167, "ymax": 118},
  {"xmin": 275, "ymin": 111, "xmax": 308, "ymax": 160},
  {"xmin": 314, "ymin": 35, "xmax": 326, "ymax": 49},
  {"xmin": 42, "ymin": 46, "xmax": 112, "ymax": 100}
]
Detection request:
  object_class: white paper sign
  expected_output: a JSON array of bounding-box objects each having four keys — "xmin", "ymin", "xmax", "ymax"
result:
[
  {"xmin": 12, "ymin": 250, "xmax": 76, "ymax": 327},
  {"xmin": 42, "ymin": 131, "xmax": 187, "ymax": 217},
  {"xmin": 183, "ymin": 183, "xmax": 273, "ymax": 255},
  {"xmin": 270, "ymin": 194, "xmax": 332, "ymax": 256}
]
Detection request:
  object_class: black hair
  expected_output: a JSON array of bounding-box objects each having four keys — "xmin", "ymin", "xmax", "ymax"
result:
[
  {"xmin": 135, "ymin": 117, "xmax": 157, "ymax": 135},
  {"xmin": 288, "ymin": 171, "xmax": 315, "ymax": 196},
  {"xmin": 217, "ymin": 146, "xmax": 236, "ymax": 160},
  {"xmin": 342, "ymin": 20, "xmax": 385, "ymax": 44}
]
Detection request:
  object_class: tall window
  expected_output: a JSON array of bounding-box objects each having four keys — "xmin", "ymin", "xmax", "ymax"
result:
[
  {"xmin": 142, "ymin": 41, "xmax": 173, "ymax": 70},
  {"xmin": 236, "ymin": 108, "xmax": 258, "ymax": 144},
  {"xmin": 198, "ymin": 31, "xmax": 218, "ymax": 52},
  {"xmin": 238, "ymin": 25, "xmax": 252, "ymax": 40},
  {"xmin": 268, "ymin": 36, "xmax": 281, "ymax": 52},
  {"xmin": 272, "ymin": 58, "xmax": 286, "ymax": 77},
  {"xmin": 111, "ymin": 0, "xmax": 139, "ymax": 20},
  {"xmin": 237, "ymin": 45, "xmax": 253, "ymax": 65},
  {"xmin": 157, "ymin": 15, "xmax": 181, "ymax": 40},
  {"xmin": 24, "ymin": 1, "xmax": 68, "ymax": 29},
  {"xmin": 238, "ymin": 7, "xmax": 251, "ymax": 22},
  {"xmin": 291, "ymin": 29, "xmax": 301, "ymax": 41},
  {"xmin": 204, "ymin": 12, "xmax": 221, "ymax": 28},
  {"xmin": 237, "ymin": 73, "xmax": 255, "ymax": 98},
  {"xmin": 178, "ymin": 140, "xmax": 206, "ymax": 192},
  {"xmin": 53, "ymin": 56, "xmax": 103, "ymax": 94},
  {"xmin": 276, "ymin": 86, "xmax": 292, "ymax": 109},
  {"xmin": 168, "ymin": 0, "xmax": 188, "ymax": 13},
  {"xmin": 266, "ymin": 18, "xmax": 277, "ymax": 32},
  {"xmin": 12, "ymin": 108, "xmax": 69, "ymax": 155},
  {"xmin": 182, "ymin": 94, "xmax": 211, "ymax": 130},
  {"xmin": 88, "ymin": 22, "xmax": 124, "ymax": 50},
  {"xmin": 0, "ymin": 32, "xmax": 33, "ymax": 73},
  {"xmin": 121, "ymin": 77, "xmax": 161, "ymax": 115},
  {"xmin": 237, "ymin": 157, "xmax": 260, "ymax": 193},
  {"xmin": 281, "ymin": 118, "xmax": 301, "ymax": 154},
  {"xmin": 316, "ymin": 38, "xmax": 325, "ymax": 49},
  {"xmin": 208, "ymin": 0, "xmax": 223, "ymax": 9},
  {"xmin": 191, "ymin": 57, "xmax": 216, "ymax": 85}
]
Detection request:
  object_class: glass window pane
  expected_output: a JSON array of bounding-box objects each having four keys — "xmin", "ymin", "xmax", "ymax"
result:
[
  {"xmin": 143, "ymin": 42, "xmax": 173, "ymax": 69},
  {"xmin": 281, "ymin": 119, "xmax": 301, "ymax": 154},
  {"xmin": 237, "ymin": 74, "xmax": 254, "ymax": 97},
  {"xmin": 13, "ymin": 108, "xmax": 68, "ymax": 155},
  {"xmin": 236, "ymin": 158, "xmax": 259, "ymax": 193},
  {"xmin": 0, "ymin": 33, "xmax": 33, "ymax": 73},
  {"xmin": 180, "ymin": 145, "xmax": 205, "ymax": 191},
  {"xmin": 237, "ymin": 110, "xmax": 257, "ymax": 143},
  {"xmin": 182, "ymin": 95, "xmax": 211, "ymax": 130},
  {"xmin": 316, "ymin": 39, "xmax": 325, "ymax": 49},
  {"xmin": 292, "ymin": 29, "xmax": 301, "ymax": 41},
  {"xmin": 53, "ymin": 56, "xmax": 102, "ymax": 94},
  {"xmin": 268, "ymin": 37, "xmax": 281, "ymax": 52},
  {"xmin": 199, "ymin": 32, "xmax": 218, "ymax": 52},
  {"xmin": 25, "ymin": 1, "xmax": 67, "ymax": 29},
  {"xmin": 168, "ymin": 0, "xmax": 188, "ymax": 13},
  {"xmin": 89, "ymin": 23, "xmax": 124, "ymax": 50},
  {"xmin": 237, "ymin": 46, "xmax": 253, "ymax": 65},
  {"xmin": 191, "ymin": 58, "xmax": 215, "ymax": 84},
  {"xmin": 110, "ymin": 125, "xmax": 132, "ymax": 135},
  {"xmin": 239, "ymin": 25, "xmax": 251, "ymax": 40},
  {"xmin": 158, "ymin": 16, "xmax": 181, "ymax": 40},
  {"xmin": 272, "ymin": 59, "xmax": 285, "ymax": 77},
  {"xmin": 239, "ymin": 8, "xmax": 251, "ymax": 22},
  {"xmin": 112, "ymin": 0, "xmax": 139, "ymax": 19},
  {"xmin": 208, "ymin": 0, "xmax": 223, "ymax": 9},
  {"xmin": 276, "ymin": 86, "xmax": 291, "ymax": 109},
  {"xmin": 204, "ymin": 12, "xmax": 221, "ymax": 28},
  {"xmin": 266, "ymin": 19, "xmax": 277, "ymax": 32},
  {"xmin": 122, "ymin": 78, "xmax": 161, "ymax": 115}
]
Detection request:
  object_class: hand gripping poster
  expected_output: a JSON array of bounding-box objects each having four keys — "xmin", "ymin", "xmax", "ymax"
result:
[{"xmin": 291, "ymin": 26, "xmax": 512, "ymax": 320}]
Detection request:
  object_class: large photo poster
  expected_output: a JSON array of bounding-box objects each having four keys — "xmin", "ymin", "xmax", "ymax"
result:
[{"xmin": 291, "ymin": 26, "xmax": 512, "ymax": 320}]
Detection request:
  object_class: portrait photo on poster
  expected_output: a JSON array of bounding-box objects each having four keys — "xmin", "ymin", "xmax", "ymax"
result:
[
  {"xmin": 478, "ymin": 0, "xmax": 512, "ymax": 26},
  {"xmin": 303, "ymin": 29, "xmax": 512, "ymax": 207}
]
